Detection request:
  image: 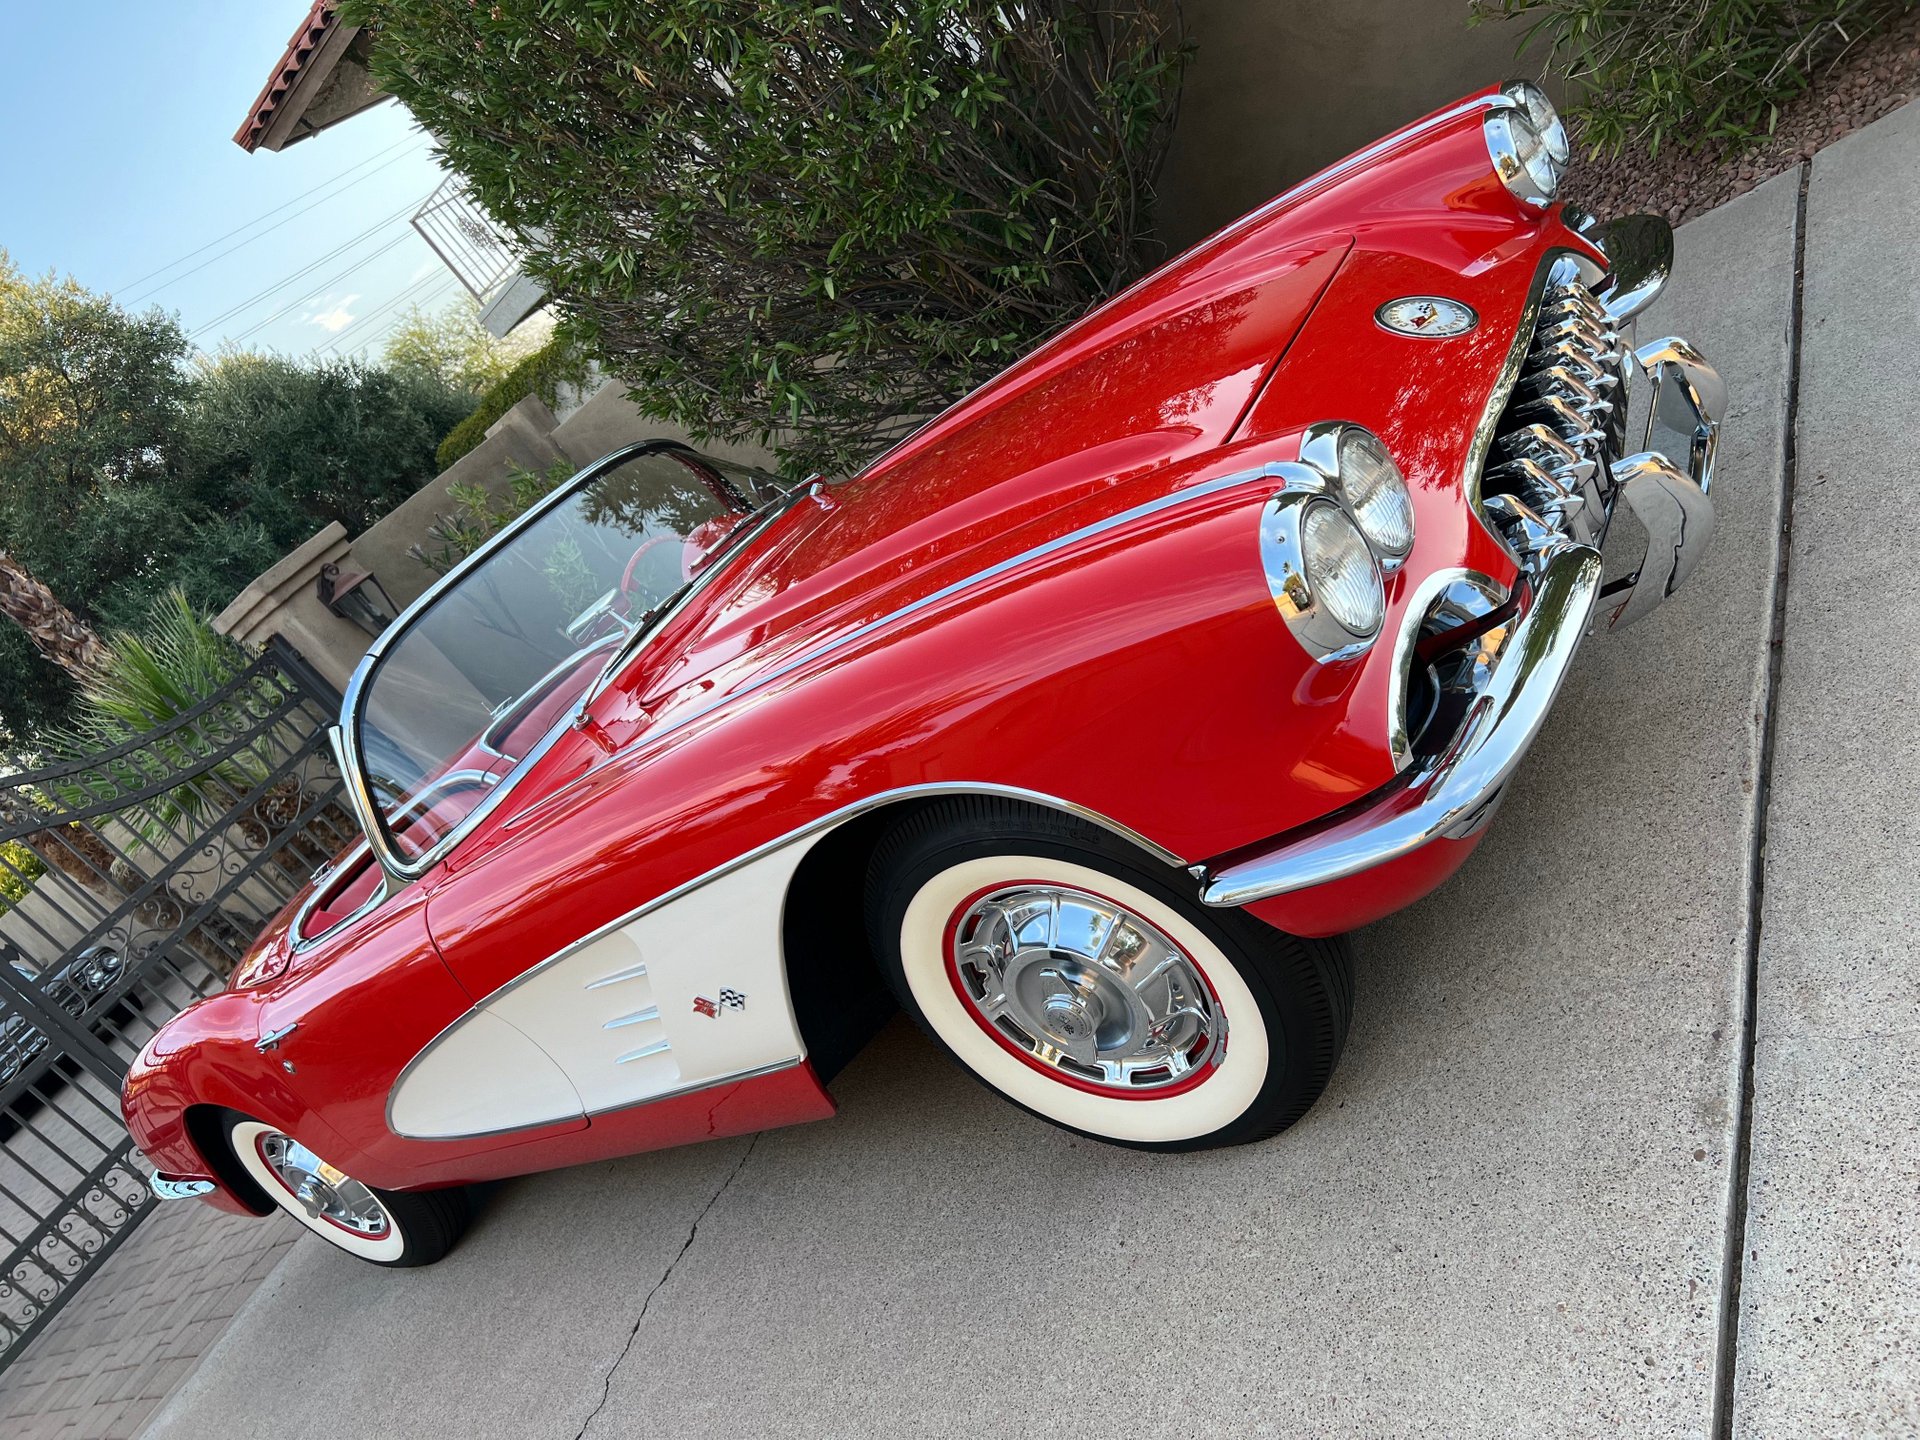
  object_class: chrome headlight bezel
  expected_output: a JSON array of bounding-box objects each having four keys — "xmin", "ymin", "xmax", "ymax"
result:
[
  {"xmin": 1298, "ymin": 422, "xmax": 1416, "ymax": 569},
  {"xmin": 1484, "ymin": 81, "xmax": 1567, "ymax": 207},
  {"xmin": 1259, "ymin": 471, "xmax": 1387, "ymax": 664}
]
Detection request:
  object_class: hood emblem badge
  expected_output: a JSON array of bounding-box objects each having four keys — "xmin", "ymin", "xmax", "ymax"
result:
[{"xmin": 1377, "ymin": 296, "xmax": 1478, "ymax": 338}]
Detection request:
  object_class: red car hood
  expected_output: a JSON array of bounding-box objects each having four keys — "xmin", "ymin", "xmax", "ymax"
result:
[{"xmin": 625, "ymin": 231, "xmax": 1353, "ymax": 720}]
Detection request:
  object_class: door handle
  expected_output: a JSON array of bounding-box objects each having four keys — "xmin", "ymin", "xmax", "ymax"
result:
[{"xmin": 255, "ymin": 1023, "xmax": 298, "ymax": 1052}]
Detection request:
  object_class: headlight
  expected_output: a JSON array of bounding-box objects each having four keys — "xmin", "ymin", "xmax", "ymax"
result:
[
  {"xmin": 1259, "ymin": 476, "xmax": 1387, "ymax": 663},
  {"xmin": 1298, "ymin": 422, "xmax": 1416, "ymax": 568},
  {"xmin": 1302, "ymin": 503, "xmax": 1385, "ymax": 636},
  {"xmin": 1334, "ymin": 428, "xmax": 1414, "ymax": 562},
  {"xmin": 1484, "ymin": 80, "xmax": 1567, "ymax": 206}
]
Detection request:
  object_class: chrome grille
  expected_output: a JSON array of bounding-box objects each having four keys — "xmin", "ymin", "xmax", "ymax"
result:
[{"xmin": 1480, "ymin": 262, "xmax": 1634, "ymax": 551}]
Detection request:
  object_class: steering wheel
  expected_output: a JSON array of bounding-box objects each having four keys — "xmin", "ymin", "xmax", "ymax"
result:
[{"xmin": 617, "ymin": 534, "xmax": 683, "ymax": 616}]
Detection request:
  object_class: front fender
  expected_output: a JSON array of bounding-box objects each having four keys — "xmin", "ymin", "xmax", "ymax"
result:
[{"xmin": 122, "ymin": 989, "xmax": 343, "ymax": 1214}]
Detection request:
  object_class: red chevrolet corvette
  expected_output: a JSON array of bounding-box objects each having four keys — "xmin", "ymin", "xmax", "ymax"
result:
[{"xmin": 125, "ymin": 81, "xmax": 1723, "ymax": 1264}]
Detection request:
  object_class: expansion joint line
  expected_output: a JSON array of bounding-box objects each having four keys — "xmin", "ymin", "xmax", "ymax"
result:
[
  {"xmin": 574, "ymin": 1134, "xmax": 762, "ymax": 1440},
  {"xmin": 1710, "ymin": 159, "xmax": 1810, "ymax": 1440}
]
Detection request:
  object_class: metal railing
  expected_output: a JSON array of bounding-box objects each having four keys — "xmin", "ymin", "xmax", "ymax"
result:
[
  {"xmin": 411, "ymin": 175, "xmax": 522, "ymax": 304},
  {"xmin": 0, "ymin": 640, "xmax": 348, "ymax": 1370}
]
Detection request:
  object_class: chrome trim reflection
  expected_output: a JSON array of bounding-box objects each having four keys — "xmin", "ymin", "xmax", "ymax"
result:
[
  {"xmin": 1257, "ymin": 466, "xmax": 1385, "ymax": 663},
  {"xmin": 1464, "ymin": 250, "xmax": 1603, "ymax": 560},
  {"xmin": 148, "ymin": 1173, "xmax": 216, "ymax": 1201},
  {"xmin": 1385, "ymin": 567, "xmax": 1505, "ymax": 770},
  {"xmin": 1602, "ymin": 452, "xmax": 1718, "ymax": 630},
  {"xmin": 1592, "ymin": 214, "xmax": 1674, "ymax": 322}
]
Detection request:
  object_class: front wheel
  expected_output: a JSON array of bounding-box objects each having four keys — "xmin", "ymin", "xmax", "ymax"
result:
[
  {"xmin": 226, "ymin": 1116, "xmax": 470, "ymax": 1266},
  {"xmin": 865, "ymin": 799, "xmax": 1354, "ymax": 1152}
]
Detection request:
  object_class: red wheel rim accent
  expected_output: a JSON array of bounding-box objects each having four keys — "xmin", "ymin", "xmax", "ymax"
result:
[{"xmin": 941, "ymin": 879, "xmax": 1225, "ymax": 1101}]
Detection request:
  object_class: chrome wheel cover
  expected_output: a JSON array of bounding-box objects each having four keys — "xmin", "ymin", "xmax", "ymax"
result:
[
  {"xmin": 257, "ymin": 1132, "xmax": 391, "ymax": 1237},
  {"xmin": 947, "ymin": 885, "xmax": 1224, "ymax": 1093}
]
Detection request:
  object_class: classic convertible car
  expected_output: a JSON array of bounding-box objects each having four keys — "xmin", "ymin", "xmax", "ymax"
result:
[{"xmin": 124, "ymin": 80, "xmax": 1724, "ymax": 1264}]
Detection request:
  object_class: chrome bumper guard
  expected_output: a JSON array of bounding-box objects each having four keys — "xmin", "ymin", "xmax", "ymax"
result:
[
  {"xmin": 148, "ymin": 1172, "xmax": 216, "ymax": 1201},
  {"xmin": 1200, "ymin": 538, "xmax": 1603, "ymax": 906},
  {"xmin": 1600, "ymin": 336, "xmax": 1723, "ymax": 629}
]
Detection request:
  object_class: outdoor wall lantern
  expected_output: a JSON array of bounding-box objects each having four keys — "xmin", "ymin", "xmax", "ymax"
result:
[{"xmin": 317, "ymin": 563, "xmax": 399, "ymax": 635}]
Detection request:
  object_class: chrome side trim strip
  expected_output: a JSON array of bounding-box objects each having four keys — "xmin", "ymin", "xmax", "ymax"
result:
[
  {"xmin": 603, "ymin": 1006, "xmax": 661, "ymax": 1031},
  {"xmin": 399, "ymin": 1058, "xmax": 805, "ymax": 1144},
  {"xmin": 751, "ymin": 467, "xmax": 1282, "ymax": 696},
  {"xmin": 614, "ymin": 1038, "xmax": 673, "ymax": 1064},
  {"xmin": 1200, "ymin": 538, "xmax": 1602, "ymax": 905},
  {"xmin": 474, "ymin": 780, "xmax": 1190, "ymax": 1024},
  {"xmin": 384, "ymin": 781, "xmax": 1190, "ymax": 1141}
]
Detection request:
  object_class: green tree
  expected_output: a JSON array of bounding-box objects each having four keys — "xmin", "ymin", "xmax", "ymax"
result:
[
  {"xmin": 0, "ymin": 258, "xmax": 470, "ymax": 744},
  {"xmin": 345, "ymin": 0, "xmax": 1189, "ymax": 477},
  {"xmin": 182, "ymin": 350, "xmax": 471, "ymax": 543},
  {"xmin": 381, "ymin": 295, "xmax": 543, "ymax": 395}
]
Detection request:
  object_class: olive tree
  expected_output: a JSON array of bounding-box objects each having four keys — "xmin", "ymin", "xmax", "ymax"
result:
[{"xmin": 347, "ymin": 0, "xmax": 1189, "ymax": 476}]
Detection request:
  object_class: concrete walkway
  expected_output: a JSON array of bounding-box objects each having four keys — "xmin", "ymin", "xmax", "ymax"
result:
[
  {"xmin": 125, "ymin": 109, "xmax": 1915, "ymax": 1440},
  {"xmin": 0, "ymin": 1193, "xmax": 292, "ymax": 1440}
]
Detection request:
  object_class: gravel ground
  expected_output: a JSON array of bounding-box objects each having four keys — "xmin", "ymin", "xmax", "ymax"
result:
[{"xmin": 1561, "ymin": 7, "xmax": 1920, "ymax": 224}]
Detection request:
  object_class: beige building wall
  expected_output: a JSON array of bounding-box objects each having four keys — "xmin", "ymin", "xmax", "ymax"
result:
[{"xmin": 1155, "ymin": 0, "xmax": 1541, "ymax": 248}]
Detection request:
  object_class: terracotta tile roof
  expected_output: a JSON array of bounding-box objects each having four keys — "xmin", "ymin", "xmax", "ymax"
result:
[{"xmin": 233, "ymin": 1, "xmax": 340, "ymax": 152}]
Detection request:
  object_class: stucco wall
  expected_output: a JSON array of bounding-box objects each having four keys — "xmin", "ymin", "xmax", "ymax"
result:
[{"xmin": 1154, "ymin": 0, "xmax": 1540, "ymax": 249}]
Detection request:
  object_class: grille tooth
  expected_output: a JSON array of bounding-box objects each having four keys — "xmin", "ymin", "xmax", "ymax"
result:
[{"xmin": 1480, "ymin": 273, "xmax": 1632, "ymax": 551}]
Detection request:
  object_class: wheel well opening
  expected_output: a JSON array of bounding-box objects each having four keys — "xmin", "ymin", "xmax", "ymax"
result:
[
  {"xmin": 780, "ymin": 804, "xmax": 922, "ymax": 1082},
  {"xmin": 184, "ymin": 1104, "xmax": 274, "ymax": 1216}
]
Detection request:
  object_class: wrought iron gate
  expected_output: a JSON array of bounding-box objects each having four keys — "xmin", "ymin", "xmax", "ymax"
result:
[{"xmin": 0, "ymin": 640, "xmax": 351, "ymax": 1369}]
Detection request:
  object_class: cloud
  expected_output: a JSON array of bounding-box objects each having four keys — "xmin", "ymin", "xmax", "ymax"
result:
[{"xmin": 307, "ymin": 294, "xmax": 362, "ymax": 333}]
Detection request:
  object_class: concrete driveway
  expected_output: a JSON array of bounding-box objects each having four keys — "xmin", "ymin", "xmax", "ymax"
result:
[{"xmin": 139, "ymin": 107, "xmax": 1918, "ymax": 1440}]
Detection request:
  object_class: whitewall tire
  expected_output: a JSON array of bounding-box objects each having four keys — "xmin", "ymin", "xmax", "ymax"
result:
[
  {"xmin": 866, "ymin": 798, "xmax": 1353, "ymax": 1151},
  {"xmin": 226, "ymin": 1117, "xmax": 469, "ymax": 1266}
]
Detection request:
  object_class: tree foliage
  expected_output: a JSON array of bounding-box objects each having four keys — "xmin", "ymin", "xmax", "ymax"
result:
[
  {"xmin": 0, "ymin": 257, "xmax": 465, "ymax": 745},
  {"xmin": 381, "ymin": 295, "xmax": 544, "ymax": 395},
  {"xmin": 346, "ymin": 0, "xmax": 1189, "ymax": 477},
  {"xmin": 1476, "ymin": 0, "xmax": 1916, "ymax": 154}
]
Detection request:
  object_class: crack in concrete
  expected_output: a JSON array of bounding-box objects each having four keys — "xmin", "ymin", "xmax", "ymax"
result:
[
  {"xmin": 1710, "ymin": 158, "xmax": 1812, "ymax": 1440},
  {"xmin": 572, "ymin": 1134, "xmax": 761, "ymax": 1440}
]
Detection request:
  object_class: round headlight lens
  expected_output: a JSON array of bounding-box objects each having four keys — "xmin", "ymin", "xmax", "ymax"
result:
[
  {"xmin": 1503, "ymin": 80, "xmax": 1570, "ymax": 166},
  {"xmin": 1301, "ymin": 501, "xmax": 1384, "ymax": 637},
  {"xmin": 1336, "ymin": 428, "xmax": 1415, "ymax": 559}
]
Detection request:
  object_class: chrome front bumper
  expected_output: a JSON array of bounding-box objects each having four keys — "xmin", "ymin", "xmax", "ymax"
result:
[
  {"xmin": 1200, "ymin": 537, "xmax": 1602, "ymax": 905},
  {"xmin": 1201, "ymin": 229, "xmax": 1723, "ymax": 908}
]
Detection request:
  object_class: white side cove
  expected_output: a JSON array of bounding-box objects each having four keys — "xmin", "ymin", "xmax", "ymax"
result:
[{"xmin": 388, "ymin": 833, "xmax": 824, "ymax": 1140}]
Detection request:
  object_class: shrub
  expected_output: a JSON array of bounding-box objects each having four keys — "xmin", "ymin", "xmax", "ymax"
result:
[
  {"xmin": 347, "ymin": 0, "xmax": 1190, "ymax": 478},
  {"xmin": 434, "ymin": 329, "xmax": 592, "ymax": 470},
  {"xmin": 184, "ymin": 351, "xmax": 472, "ymax": 542},
  {"xmin": 50, "ymin": 588, "xmax": 259, "ymax": 825},
  {"xmin": 1476, "ymin": 0, "xmax": 1916, "ymax": 154},
  {"xmin": 0, "ymin": 838, "xmax": 43, "ymax": 910}
]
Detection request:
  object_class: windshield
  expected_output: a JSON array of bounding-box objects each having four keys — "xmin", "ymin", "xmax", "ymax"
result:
[{"xmin": 350, "ymin": 445, "xmax": 785, "ymax": 866}]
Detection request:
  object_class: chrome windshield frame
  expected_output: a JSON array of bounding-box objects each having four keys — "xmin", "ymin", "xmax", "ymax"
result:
[{"xmin": 337, "ymin": 439, "xmax": 803, "ymax": 889}]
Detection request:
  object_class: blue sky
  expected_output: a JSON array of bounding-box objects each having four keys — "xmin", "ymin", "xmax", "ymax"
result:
[{"xmin": 1, "ymin": 2, "xmax": 456, "ymax": 359}]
